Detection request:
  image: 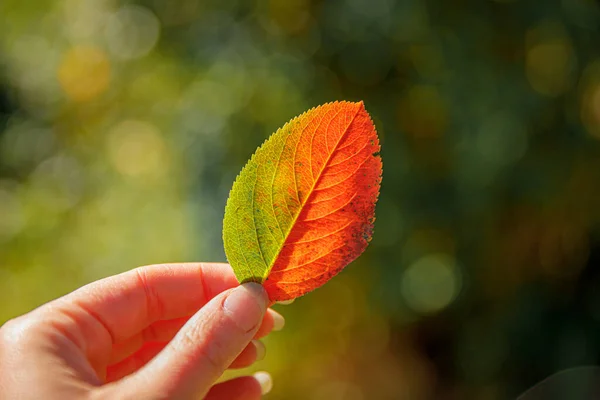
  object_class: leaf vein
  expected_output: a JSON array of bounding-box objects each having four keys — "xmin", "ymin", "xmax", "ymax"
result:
[
  {"xmin": 288, "ymin": 220, "xmax": 352, "ymax": 245},
  {"xmin": 313, "ymin": 154, "xmax": 372, "ymax": 192},
  {"xmin": 301, "ymin": 192, "xmax": 358, "ymax": 222},
  {"xmin": 269, "ymin": 244, "xmax": 345, "ymax": 275},
  {"xmin": 309, "ymin": 190, "xmax": 348, "ymax": 204},
  {"xmin": 264, "ymin": 103, "xmax": 363, "ymax": 279},
  {"xmin": 327, "ymin": 139, "xmax": 370, "ymax": 168}
]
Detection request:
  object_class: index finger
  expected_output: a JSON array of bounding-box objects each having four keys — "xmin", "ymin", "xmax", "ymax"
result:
[{"xmin": 54, "ymin": 263, "xmax": 239, "ymax": 343}]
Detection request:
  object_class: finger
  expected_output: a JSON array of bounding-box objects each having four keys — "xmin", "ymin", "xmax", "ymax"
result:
[
  {"xmin": 56, "ymin": 263, "xmax": 238, "ymax": 345},
  {"xmin": 107, "ymin": 337, "xmax": 265, "ymax": 382},
  {"xmin": 254, "ymin": 309, "xmax": 285, "ymax": 339},
  {"xmin": 106, "ymin": 283, "xmax": 268, "ymax": 399},
  {"xmin": 40, "ymin": 263, "xmax": 238, "ymax": 376},
  {"xmin": 204, "ymin": 374, "xmax": 272, "ymax": 400},
  {"xmin": 229, "ymin": 340, "xmax": 266, "ymax": 369},
  {"xmin": 109, "ymin": 317, "xmax": 189, "ymax": 364},
  {"xmin": 110, "ymin": 307, "xmax": 282, "ymax": 364},
  {"xmin": 106, "ymin": 342, "xmax": 164, "ymax": 383}
]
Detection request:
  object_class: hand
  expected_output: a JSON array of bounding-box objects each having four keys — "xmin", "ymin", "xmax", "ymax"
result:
[{"xmin": 0, "ymin": 263, "xmax": 285, "ymax": 399}]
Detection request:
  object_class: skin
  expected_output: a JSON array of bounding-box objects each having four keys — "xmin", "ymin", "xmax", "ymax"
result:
[{"xmin": 0, "ymin": 263, "xmax": 285, "ymax": 399}]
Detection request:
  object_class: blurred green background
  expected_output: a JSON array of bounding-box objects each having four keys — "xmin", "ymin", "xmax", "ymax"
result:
[{"xmin": 2, "ymin": 0, "xmax": 600, "ymax": 398}]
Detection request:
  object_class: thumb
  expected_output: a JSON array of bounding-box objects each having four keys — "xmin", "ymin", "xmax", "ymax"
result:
[{"xmin": 105, "ymin": 283, "xmax": 268, "ymax": 399}]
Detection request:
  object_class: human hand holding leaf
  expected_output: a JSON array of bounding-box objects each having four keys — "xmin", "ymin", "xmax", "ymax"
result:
[{"xmin": 223, "ymin": 101, "xmax": 382, "ymax": 302}]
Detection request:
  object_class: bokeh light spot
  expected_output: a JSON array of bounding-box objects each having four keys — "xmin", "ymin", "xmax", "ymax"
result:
[
  {"xmin": 525, "ymin": 21, "xmax": 575, "ymax": 97},
  {"xmin": 58, "ymin": 45, "xmax": 110, "ymax": 102},
  {"xmin": 105, "ymin": 5, "xmax": 161, "ymax": 60},
  {"xmin": 526, "ymin": 41, "xmax": 573, "ymax": 96},
  {"xmin": 267, "ymin": 0, "xmax": 311, "ymax": 35},
  {"xmin": 581, "ymin": 78, "xmax": 600, "ymax": 140},
  {"xmin": 398, "ymin": 85, "xmax": 448, "ymax": 139},
  {"xmin": 107, "ymin": 120, "xmax": 168, "ymax": 179},
  {"xmin": 63, "ymin": 0, "xmax": 112, "ymax": 41},
  {"xmin": 401, "ymin": 253, "xmax": 461, "ymax": 314},
  {"xmin": 0, "ymin": 118, "xmax": 55, "ymax": 170},
  {"xmin": 30, "ymin": 155, "xmax": 84, "ymax": 212},
  {"xmin": 408, "ymin": 44, "xmax": 445, "ymax": 79},
  {"xmin": 591, "ymin": 86, "xmax": 600, "ymax": 131},
  {"xmin": 476, "ymin": 111, "xmax": 529, "ymax": 166},
  {"xmin": 6, "ymin": 35, "xmax": 61, "ymax": 108}
]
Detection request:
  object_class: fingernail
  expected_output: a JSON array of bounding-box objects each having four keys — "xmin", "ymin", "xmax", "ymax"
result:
[
  {"xmin": 277, "ymin": 299, "xmax": 295, "ymax": 305},
  {"xmin": 252, "ymin": 340, "xmax": 266, "ymax": 361},
  {"xmin": 253, "ymin": 371, "xmax": 273, "ymax": 395},
  {"xmin": 271, "ymin": 310, "xmax": 285, "ymax": 331},
  {"xmin": 223, "ymin": 283, "xmax": 267, "ymax": 332}
]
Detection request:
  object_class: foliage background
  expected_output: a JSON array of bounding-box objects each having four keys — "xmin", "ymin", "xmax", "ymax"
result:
[{"xmin": 2, "ymin": 0, "xmax": 600, "ymax": 398}]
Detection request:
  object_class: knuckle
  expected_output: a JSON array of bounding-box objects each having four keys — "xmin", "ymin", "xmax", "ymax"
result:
[{"xmin": 135, "ymin": 267, "xmax": 164, "ymax": 322}]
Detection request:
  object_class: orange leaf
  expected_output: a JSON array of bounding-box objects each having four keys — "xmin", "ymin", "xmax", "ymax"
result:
[{"xmin": 223, "ymin": 101, "xmax": 382, "ymax": 301}]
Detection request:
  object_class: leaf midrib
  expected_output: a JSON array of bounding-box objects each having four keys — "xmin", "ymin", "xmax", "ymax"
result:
[{"xmin": 260, "ymin": 103, "xmax": 363, "ymax": 282}]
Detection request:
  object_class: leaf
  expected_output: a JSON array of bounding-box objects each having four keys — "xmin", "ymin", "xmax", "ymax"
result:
[{"xmin": 222, "ymin": 101, "xmax": 382, "ymax": 301}]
